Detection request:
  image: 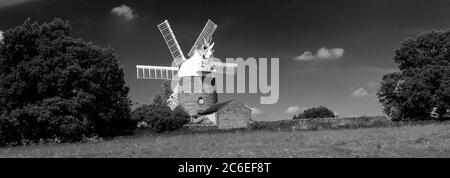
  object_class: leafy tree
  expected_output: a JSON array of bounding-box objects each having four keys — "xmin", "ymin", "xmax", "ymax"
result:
[
  {"xmin": 393, "ymin": 31, "xmax": 450, "ymax": 70},
  {"xmin": 150, "ymin": 105, "xmax": 189, "ymax": 133},
  {"xmin": 293, "ymin": 106, "xmax": 335, "ymax": 119},
  {"xmin": 0, "ymin": 18, "xmax": 134, "ymax": 146},
  {"xmin": 378, "ymin": 30, "xmax": 450, "ymax": 121},
  {"xmin": 378, "ymin": 72, "xmax": 404, "ymax": 120},
  {"xmin": 131, "ymin": 82, "xmax": 189, "ymax": 133},
  {"xmin": 131, "ymin": 103, "xmax": 189, "ymax": 133}
]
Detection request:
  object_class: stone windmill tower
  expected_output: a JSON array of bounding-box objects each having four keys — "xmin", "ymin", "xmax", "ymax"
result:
[{"xmin": 136, "ymin": 19, "xmax": 237, "ymax": 118}]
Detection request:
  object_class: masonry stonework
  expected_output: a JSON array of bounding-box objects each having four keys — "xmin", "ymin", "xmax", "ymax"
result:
[
  {"xmin": 178, "ymin": 76, "xmax": 217, "ymax": 116},
  {"xmin": 217, "ymin": 100, "xmax": 251, "ymax": 129}
]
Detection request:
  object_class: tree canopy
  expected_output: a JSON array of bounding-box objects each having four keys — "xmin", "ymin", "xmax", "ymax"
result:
[
  {"xmin": 0, "ymin": 18, "xmax": 134, "ymax": 145},
  {"xmin": 293, "ymin": 106, "xmax": 335, "ymax": 119},
  {"xmin": 378, "ymin": 30, "xmax": 450, "ymax": 121},
  {"xmin": 131, "ymin": 81, "xmax": 189, "ymax": 133}
]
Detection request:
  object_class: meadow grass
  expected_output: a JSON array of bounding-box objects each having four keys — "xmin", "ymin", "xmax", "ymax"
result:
[{"xmin": 2, "ymin": 121, "xmax": 450, "ymax": 157}]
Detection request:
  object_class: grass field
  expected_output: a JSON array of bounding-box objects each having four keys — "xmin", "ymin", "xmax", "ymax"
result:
[{"xmin": 2, "ymin": 122, "xmax": 450, "ymax": 158}]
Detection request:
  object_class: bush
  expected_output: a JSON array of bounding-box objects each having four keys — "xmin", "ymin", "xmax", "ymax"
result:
[
  {"xmin": 131, "ymin": 104, "xmax": 189, "ymax": 133},
  {"xmin": 293, "ymin": 106, "xmax": 335, "ymax": 119},
  {"xmin": 378, "ymin": 30, "xmax": 450, "ymax": 121},
  {"xmin": 0, "ymin": 18, "xmax": 135, "ymax": 146},
  {"xmin": 130, "ymin": 81, "xmax": 190, "ymax": 133}
]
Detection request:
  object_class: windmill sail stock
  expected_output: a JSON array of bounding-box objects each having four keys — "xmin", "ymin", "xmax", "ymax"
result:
[{"xmin": 158, "ymin": 20, "xmax": 186, "ymax": 66}]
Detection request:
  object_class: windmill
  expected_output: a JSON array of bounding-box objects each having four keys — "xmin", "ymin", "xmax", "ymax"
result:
[{"xmin": 136, "ymin": 19, "xmax": 237, "ymax": 116}]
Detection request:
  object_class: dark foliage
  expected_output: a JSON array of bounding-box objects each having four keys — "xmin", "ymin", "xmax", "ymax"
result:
[
  {"xmin": 131, "ymin": 82, "xmax": 189, "ymax": 133},
  {"xmin": 131, "ymin": 104, "xmax": 189, "ymax": 133},
  {"xmin": 293, "ymin": 106, "xmax": 335, "ymax": 119},
  {"xmin": 378, "ymin": 30, "xmax": 450, "ymax": 121},
  {"xmin": 0, "ymin": 18, "xmax": 134, "ymax": 146}
]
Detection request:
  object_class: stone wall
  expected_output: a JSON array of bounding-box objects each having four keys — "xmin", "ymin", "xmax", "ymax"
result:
[
  {"xmin": 250, "ymin": 116, "xmax": 392, "ymax": 131},
  {"xmin": 217, "ymin": 100, "xmax": 251, "ymax": 129},
  {"xmin": 178, "ymin": 76, "xmax": 217, "ymax": 116}
]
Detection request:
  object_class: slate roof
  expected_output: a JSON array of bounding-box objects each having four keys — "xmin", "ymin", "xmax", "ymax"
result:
[{"xmin": 198, "ymin": 99, "xmax": 250, "ymax": 115}]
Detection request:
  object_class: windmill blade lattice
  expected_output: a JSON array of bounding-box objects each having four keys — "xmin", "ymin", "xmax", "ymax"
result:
[
  {"xmin": 167, "ymin": 85, "xmax": 179, "ymax": 110},
  {"xmin": 158, "ymin": 20, "xmax": 186, "ymax": 66},
  {"xmin": 136, "ymin": 65, "xmax": 179, "ymax": 80},
  {"xmin": 188, "ymin": 19, "xmax": 217, "ymax": 57}
]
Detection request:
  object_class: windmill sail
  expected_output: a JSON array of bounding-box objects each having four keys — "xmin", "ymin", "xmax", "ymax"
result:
[
  {"xmin": 188, "ymin": 19, "xmax": 217, "ymax": 57},
  {"xmin": 167, "ymin": 97, "xmax": 178, "ymax": 110},
  {"xmin": 136, "ymin": 65, "xmax": 179, "ymax": 80},
  {"xmin": 167, "ymin": 93, "xmax": 178, "ymax": 110},
  {"xmin": 167, "ymin": 85, "xmax": 179, "ymax": 110},
  {"xmin": 158, "ymin": 20, "xmax": 186, "ymax": 65}
]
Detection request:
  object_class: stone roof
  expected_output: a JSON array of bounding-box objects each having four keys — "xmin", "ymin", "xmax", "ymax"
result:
[{"xmin": 197, "ymin": 99, "xmax": 250, "ymax": 115}]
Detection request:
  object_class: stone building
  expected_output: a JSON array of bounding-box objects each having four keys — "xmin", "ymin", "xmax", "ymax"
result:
[
  {"xmin": 189, "ymin": 99, "xmax": 252, "ymax": 129},
  {"xmin": 136, "ymin": 19, "xmax": 252, "ymax": 129},
  {"xmin": 175, "ymin": 70, "xmax": 252, "ymax": 130},
  {"xmin": 177, "ymin": 76, "xmax": 217, "ymax": 116}
]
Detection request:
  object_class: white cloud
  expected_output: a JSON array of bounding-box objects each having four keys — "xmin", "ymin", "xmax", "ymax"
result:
[
  {"xmin": 317, "ymin": 47, "xmax": 344, "ymax": 59},
  {"xmin": 251, "ymin": 107, "xmax": 263, "ymax": 115},
  {"xmin": 284, "ymin": 106, "xmax": 302, "ymax": 115},
  {"xmin": 294, "ymin": 47, "xmax": 344, "ymax": 61},
  {"xmin": 0, "ymin": 30, "xmax": 4, "ymax": 42},
  {"xmin": 352, "ymin": 88, "xmax": 369, "ymax": 97},
  {"xmin": 294, "ymin": 51, "xmax": 315, "ymax": 61},
  {"xmin": 111, "ymin": 5, "xmax": 137, "ymax": 21}
]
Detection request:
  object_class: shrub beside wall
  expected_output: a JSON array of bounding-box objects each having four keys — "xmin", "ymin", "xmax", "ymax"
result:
[
  {"xmin": 131, "ymin": 104, "xmax": 190, "ymax": 133},
  {"xmin": 293, "ymin": 106, "xmax": 335, "ymax": 119}
]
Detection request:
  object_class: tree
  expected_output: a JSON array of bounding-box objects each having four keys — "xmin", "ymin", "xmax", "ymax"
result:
[
  {"xmin": 149, "ymin": 105, "xmax": 189, "ymax": 133},
  {"xmin": 377, "ymin": 72, "xmax": 404, "ymax": 120},
  {"xmin": 131, "ymin": 81, "xmax": 189, "ymax": 133},
  {"xmin": 393, "ymin": 31, "xmax": 450, "ymax": 70},
  {"xmin": 293, "ymin": 106, "xmax": 335, "ymax": 119},
  {"xmin": 0, "ymin": 18, "xmax": 134, "ymax": 146},
  {"xmin": 378, "ymin": 30, "xmax": 450, "ymax": 121}
]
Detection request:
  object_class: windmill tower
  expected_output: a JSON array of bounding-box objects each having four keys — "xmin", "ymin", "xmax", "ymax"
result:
[{"xmin": 136, "ymin": 19, "xmax": 237, "ymax": 117}]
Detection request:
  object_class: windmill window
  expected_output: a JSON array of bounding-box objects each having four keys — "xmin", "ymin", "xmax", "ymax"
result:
[{"xmin": 198, "ymin": 97, "xmax": 204, "ymax": 105}]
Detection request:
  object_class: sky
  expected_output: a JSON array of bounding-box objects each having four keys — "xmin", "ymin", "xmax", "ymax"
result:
[{"xmin": 1, "ymin": 0, "xmax": 450, "ymax": 121}]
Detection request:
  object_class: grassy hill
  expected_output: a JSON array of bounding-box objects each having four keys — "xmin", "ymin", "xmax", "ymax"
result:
[{"xmin": 1, "ymin": 121, "xmax": 450, "ymax": 158}]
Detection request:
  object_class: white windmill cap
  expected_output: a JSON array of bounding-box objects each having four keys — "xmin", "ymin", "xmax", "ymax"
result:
[{"xmin": 177, "ymin": 52, "xmax": 204, "ymax": 77}]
